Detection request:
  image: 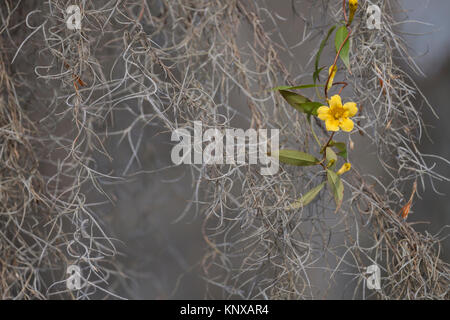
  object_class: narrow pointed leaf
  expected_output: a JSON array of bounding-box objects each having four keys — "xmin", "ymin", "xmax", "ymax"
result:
[
  {"xmin": 279, "ymin": 90, "xmax": 309, "ymax": 107},
  {"xmin": 331, "ymin": 141, "xmax": 348, "ymax": 159},
  {"xmin": 335, "ymin": 26, "xmax": 350, "ymax": 71},
  {"xmin": 299, "ymin": 102, "xmax": 323, "ymax": 116},
  {"xmin": 326, "ymin": 147, "xmax": 337, "ymax": 168},
  {"xmin": 271, "ymin": 149, "xmax": 319, "ymax": 166},
  {"xmin": 314, "ymin": 25, "xmax": 337, "ymax": 83},
  {"xmin": 327, "ymin": 169, "xmax": 344, "ymax": 210},
  {"xmin": 313, "ymin": 67, "xmax": 326, "ymax": 85},
  {"xmin": 278, "ymin": 90, "xmax": 323, "ymax": 117},
  {"xmin": 272, "ymin": 84, "xmax": 324, "ymax": 91},
  {"xmin": 287, "ymin": 182, "xmax": 326, "ymax": 210}
]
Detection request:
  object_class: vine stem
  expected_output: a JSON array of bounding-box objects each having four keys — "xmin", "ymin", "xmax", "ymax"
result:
[
  {"xmin": 318, "ymin": 131, "xmax": 335, "ymax": 169},
  {"xmin": 343, "ymin": 0, "xmax": 348, "ymax": 26},
  {"xmin": 309, "ymin": 119, "xmax": 322, "ymax": 147},
  {"xmin": 324, "ymin": 132, "xmax": 335, "ymax": 151},
  {"xmin": 323, "ymin": 131, "xmax": 335, "ymax": 155},
  {"xmin": 324, "ymin": 27, "xmax": 351, "ymax": 99},
  {"xmin": 334, "ymin": 81, "xmax": 348, "ymax": 95}
]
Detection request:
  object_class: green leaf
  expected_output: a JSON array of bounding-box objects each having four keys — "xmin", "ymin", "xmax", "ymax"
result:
[
  {"xmin": 326, "ymin": 147, "xmax": 337, "ymax": 169},
  {"xmin": 313, "ymin": 67, "xmax": 325, "ymax": 85},
  {"xmin": 278, "ymin": 89, "xmax": 324, "ymax": 123},
  {"xmin": 331, "ymin": 141, "xmax": 348, "ymax": 159},
  {"xmin": 278, "ymin": 90, "xmax": 323, "ymax": 117},
  {"xmin": 271, "ymin": 149, "xmax": 319, "ymax": 166},
  {"xmin": 314, "ymin": 25, "xmax": 337, "ymax": 84},
  {"xmin": 287, "ymin": 182, "xmax": 326, "ymax": 210},
  {"xmin": 335, "ymin": 26, "xmax": 350, "ymax": 71},
  {"xmin": 299, "ymin": 101, "xmax": 323, "ymax": 116},
  {"xmin": 272, "ymin": 84, "xmax": 324, "ymax": 91},
  {"xmin": 279, "ymin": 90, "xmax": 309, "ymax": 107},
  {"xmin": 327, "ymin": 169, "xmax": 344, "ymax": 211}
]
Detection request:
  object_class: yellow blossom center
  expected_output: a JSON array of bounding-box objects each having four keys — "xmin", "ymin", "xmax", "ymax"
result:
[
  {"xmin": 317, "ymin": 95, "xmax": 358, "ymax": 132},
  {"xmin": 329, "ymin": 106, "xmax": 347, "ymax": 120}
]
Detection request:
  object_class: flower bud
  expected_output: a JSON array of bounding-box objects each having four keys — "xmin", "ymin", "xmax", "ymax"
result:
[
  {"xmin": 327, "ymin": 65, "xmax": 337, "ymax": 91},
  {"xmin": 348, "ymin": 0, "xmax": 358, "ymax": 25},
  {"xmin": 337, "ymin": 162, "xmax": 351, "ymax": 175}
]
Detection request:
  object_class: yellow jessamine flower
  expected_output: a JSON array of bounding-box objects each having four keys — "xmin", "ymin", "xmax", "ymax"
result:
[
  {"xmin": 327, "ymin": 65, "xmax": 337, "ymax": 91},
  {"xmin": 348, "ymin": 0, "xmax": 358, "ymax": 25},
  {"xmin": 337, "ymin": 162, "xmax": 351, "ymax": 175},
  {"xmin": 317, "ymin": 95, "xmax": 358, "ymax": 132}
]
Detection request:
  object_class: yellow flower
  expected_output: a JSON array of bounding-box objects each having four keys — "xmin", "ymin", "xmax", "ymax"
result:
[
  {"xmin": 317, "ymin": 95, "xmax": 358, "ymax": 132},
  {"xmin": 337, "ymin": 162, "xmax": 351, "ymax": 175},
  {"xmin": 327, "ymin": 65, "xmax": 337, "ymax": 91},
  {"xmin": 348, "ymin": 0, "xmax": 358, "ymax": 25}
]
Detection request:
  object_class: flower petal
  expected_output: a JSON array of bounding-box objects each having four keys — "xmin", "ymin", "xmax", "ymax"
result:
[
  {"xmin": 329, "ymin": 95, "xmax": 342, "ymax": 109},
  {"xmin": 317, "ymin": 106, "xmax": 330, "ymax": 120},
  {"xmin": 325, "ymin": 119, "xmax": 340, "ymax": 132},
  {"xmin": 343, "ymin": 102, "xmax": 358, "ymax": 117},
  {"xmin": 340, "ymin": 118, "xmax": 354, "ymax": 132}
]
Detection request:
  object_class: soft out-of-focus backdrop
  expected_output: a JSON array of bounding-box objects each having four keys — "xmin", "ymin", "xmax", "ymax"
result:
[{"xmin": 398, "ymin": 0, "xmax": 450, "ymax": 261}]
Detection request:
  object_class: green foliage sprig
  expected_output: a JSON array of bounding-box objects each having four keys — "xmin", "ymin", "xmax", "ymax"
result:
[{"xmin": 272, "ymin": 0, "xmax": 359, "ymax": 211}]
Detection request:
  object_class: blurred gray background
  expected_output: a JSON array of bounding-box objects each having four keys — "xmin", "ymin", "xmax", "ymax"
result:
[{"xmin": 397, "ymin": 0, "xmax": 450, "ymax": 259}]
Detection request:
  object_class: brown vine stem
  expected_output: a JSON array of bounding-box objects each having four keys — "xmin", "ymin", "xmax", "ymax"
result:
[
  {"xmin": 325, "ymin": 132, "xmax": 335, "ymax": 150},
  {"xmin": 334, "ymin": 81, "xmax": 348, "ymax": 94},
  {"xmin": 324, "ymin": 27, "xmax": 351, "ymax": 99},
  {"xmin": 343, "ymin": 0, "xmax": 349, "ymax": 26},
  {"xmin": 322, "ymin": 131, "xmax": 335, "ymax": 157}
]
